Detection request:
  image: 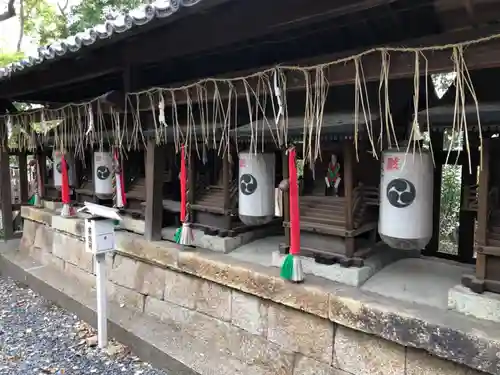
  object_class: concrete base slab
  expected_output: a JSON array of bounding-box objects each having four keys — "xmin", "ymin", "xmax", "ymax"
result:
[
  {"xmin": 362, "ymin": 257, "xmax": 473, "ymax": 309},
  {"xmin": 229, "ymin": 238, "xmax": 418, "ymax": 287},
  {"xmin": 448, "ymin": 284, "xmax": 500, "ymax": 323},
  {"xmin": 161, "ymin": 226, "xmax": 271, "ymax": 254}
]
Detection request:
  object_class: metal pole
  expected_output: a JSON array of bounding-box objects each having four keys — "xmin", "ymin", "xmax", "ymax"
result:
[{"xmin": 95, "ymin": 252, "xmax": 108, "ymax": 348}]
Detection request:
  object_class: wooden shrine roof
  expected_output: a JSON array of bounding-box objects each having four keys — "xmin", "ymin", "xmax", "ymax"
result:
[
  {"xmin": 0, "ymin": 0, "xmax": 210, "ymax": 81},
  {"xmin": 3, "ymin": 0, "xmax": 500, "ymax": 104}
]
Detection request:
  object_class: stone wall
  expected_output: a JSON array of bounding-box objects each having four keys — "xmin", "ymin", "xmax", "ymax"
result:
[{"xmin": 18, "ymin": 206, "xmax": 491, "ymax": 375}]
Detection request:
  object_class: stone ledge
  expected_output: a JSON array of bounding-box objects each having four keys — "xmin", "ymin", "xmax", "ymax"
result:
[
  {"xmin": 52, "ymin": 215, "xmax": 85, "ymax": 238},
  {"xmin": 19, "ymin": 207, "xmax": 500, "ymax": 374},
  {"xmin": 21, "ymin": 206, "xmax": 54, "ymax": 226}
]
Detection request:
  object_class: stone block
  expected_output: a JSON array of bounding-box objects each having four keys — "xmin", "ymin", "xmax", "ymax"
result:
[
  {"xmin": 272, "ymin": 251, "xmax": 373, "ymax": 287},
  {"xmin": 145, "ymin": 296, "xmax": 193, "ymax": 323},
  {"xmin": 448, "ymin": 285, "xmax": 500, "ymax": 323},
  {"xmin": 20, "ymin": 219, "xmax": 38, "ymax": 252},
  {"xmin": 268, "ymin": 302, "xmax": 334, "ymax": 364},
  {"xmin": 20, "ymin": 206, "xmax": 53, "ymax": 225},
  {"xmin": 52, "ymin": 215, "xmax": 85, "ymax": 238},
  {"xmin": 118, "ymin": 216, "xmax": 145, "ymax": 235},
  {"xmin": 64, "ymin": 262, "xmax": 95, "ymax": 288},
  {"xmin": 164, "ymin": 269, "xmax": 201, "ymax": 309},
  {"xmin": 179, "ymin": 251, "xmax": 329, "ymax": 319},
  {"xmin": 144, "ymin": 297, "xmax": 294, "ymax": 375},
  {"xmin": 406, "ymin": 348, "xmax": 477, "ymax": 375},
  {"xmin": 231, "ymin": 290, "xmax": 268, "ymax": 335},
  {"xmin": 110, "ymin": 255, "xmax": 166, "ymax": 299},
  {"xmin": 52, "ymin": 232, "xmax": 93, "ymax": 273},
  {"xmin": 293, "ymin": 355, "xmax": 348, "ymax": 375},
  {"xmin": 199, "ymin": 234, "xmax": 242, "ymax": 254},
  {"xmin": 195, "ymin": 280, "xmax": 231, "ymax": 321},
  {"xmin": 28, "ymin": 245, "xmax": 65, "ymax": 271},
  {"xmin": 115, "ymin": 231, "xmax": 178, "ymax": 269},
  {"xmin": 43, "ymin": 200, "xmax": 62, "ymax": 211},
  {"xmin": 34, "ymin": 224, "xmax": 54, "ymax": 253},
  {"xmin": 109, "ymin": 255, "xmax": 139, "ymax": 288},
  {"xmin": 138, "ymin": 262, "xmax": 166, "ymax": 300},
  {"xmin": 107, "ymin": 282, "xmax": 145, "ymax": 312},
  {"xmin": 333, "ymin": 326, "xmax": 405, "ymax": 375}
]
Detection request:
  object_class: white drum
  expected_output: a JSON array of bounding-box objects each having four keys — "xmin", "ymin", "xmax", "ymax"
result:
[
  {"xmin": 379, "ymin": 149, "xmax": 433, "ymax": 250},
  {"xmin": 94, "ymin": 151, "xmax": 113, "ymax": 199},
  {"xmin": 238, "ymin": 152, "xmax": 275, "ymax": 226},
  {"xmin": 53, "ymin": 150, "xmax": 76, "ymax": 187}
]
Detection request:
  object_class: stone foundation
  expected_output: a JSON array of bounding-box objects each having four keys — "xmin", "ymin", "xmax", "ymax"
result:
[{"xmin": 15, "ymin": 206, "xmax": 495, "ymax": 375}]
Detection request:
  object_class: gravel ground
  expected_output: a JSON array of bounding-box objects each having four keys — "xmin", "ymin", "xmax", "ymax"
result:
[{"xmin": 0, "ymin": 276, "xmax": 167, "ymax": 375}]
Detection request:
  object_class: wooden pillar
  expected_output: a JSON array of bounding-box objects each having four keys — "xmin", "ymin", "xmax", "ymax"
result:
[
  {"xmin": 458, "ymin": 150, "xmax": 478, "ymax": 263},
  {"xmin": 222, "ymin": 150, "xmax": 230, "ymax": 212},
  {"xmin": 188, "ymin": 146, "xmax": 196, "ymax": 208},
  {"xmin": 344, "ymin": 141, "xmax": 355, "ymax": 257},
  {"xmin": 0, "ymin": 137, "xmax": 13, "ymax": 240},
  {"xmin": 475, "ymin": 138, "xmax": 490, "ymax": 284},
  {"xmin": 424, "ymin": 132, "xmax": 444, "ymax": 256},
  {"xmin": 18, "ymin": 152, "xmax": 29, "ymax": 204},
  {"xmin": 36, "ymin": 150, "xmax": 47, "ymax": 199},
  {"xmin": 144, "ymin": 139, "xmax": 165, "ymax": 241},
  {"xmin": 282, "ymin": 148, "xmax": 290, "ymax": 250}
]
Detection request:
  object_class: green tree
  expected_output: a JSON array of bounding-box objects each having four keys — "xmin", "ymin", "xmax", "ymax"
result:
[
  {"xmin": 22, "ymin": 0, "xmax": 69, "ymax": 46},
  {"xmin": 0, "ymin": 50, "xmax": 24, "ymax": 67}
]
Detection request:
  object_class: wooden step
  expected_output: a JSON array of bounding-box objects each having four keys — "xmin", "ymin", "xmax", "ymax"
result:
[
  {"xmin": 299, "ymin": 221, "xmax": 346, "ymax": 236},
  {"xmin": 301, "ymin": 204, "xmax": 345, "ymax": 214},
  {"xmin": 302, "ymin": 216, "xmax": 346, "ymax": 227},
  {"xmin": 300, "ymin": 209, "xmax": 344, "ymax": 220},
  {"xmin": 197, "ymin": 199, "xmax": 225, "ymax": 207},
  {"xmin": 301, "ymin": 196, "xmax": 346, "ymax": 203}
]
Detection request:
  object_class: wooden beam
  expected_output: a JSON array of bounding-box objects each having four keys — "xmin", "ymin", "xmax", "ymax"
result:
[
  {"xmin": 144, "ymin": 139, "xmax": 165, "ymax": 241},
  {"xmin": 103, "ymin": 26, "xmax": 500, "ymax": 112},
  {"xmin": 127, "ymin": 0, "xmax": 400, "ymax": 65},
  {"xmin": 7, "ymin": 26, "xmax": 500, "ymax": 118}
]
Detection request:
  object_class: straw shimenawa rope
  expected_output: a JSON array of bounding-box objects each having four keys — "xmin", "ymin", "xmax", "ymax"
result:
[{"xmin": 2, "ymin": 32, "xmax": 500, "ymax": 169}]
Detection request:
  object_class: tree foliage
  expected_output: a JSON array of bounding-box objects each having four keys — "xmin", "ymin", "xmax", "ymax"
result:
[
  {"xmin": 0, "ymin": 50, "xmax": 23, "ymax": 67},
  {"xmin": 23, "ymin": 0, "xmax": 69, "ymax": 45},
  {"xmin": 0, "ymin": 0, "xmax": 144, "ymax": 68}
]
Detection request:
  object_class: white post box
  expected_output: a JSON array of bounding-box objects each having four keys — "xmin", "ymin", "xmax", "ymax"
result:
[
  {"xmin": 85, "ymin": 219, "xmax": 116, "ymax": 255},
  {"xmin": 78, "ymin": 202, "xmax": 122, "ymax": 349}
]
